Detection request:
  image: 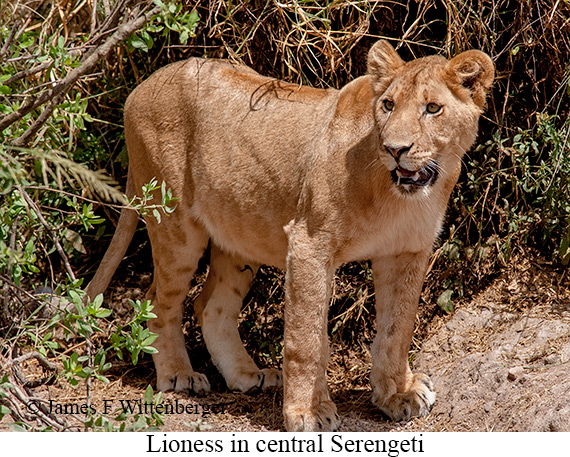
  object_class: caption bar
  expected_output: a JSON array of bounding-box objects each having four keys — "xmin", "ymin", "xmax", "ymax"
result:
[{"xmin": 146, "ymin": 433, "xmax": 424, "ymax": 455}]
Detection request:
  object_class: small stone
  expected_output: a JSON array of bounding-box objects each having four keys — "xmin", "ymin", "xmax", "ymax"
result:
[
  {"xmin": 507, "ymin": 366, "xmax": 525, "ymax": 381},
  {"xmin": 544, "ymin": 354, "xmax": 560, "ymax": 365},
  {"xmin": 495, "ymin": 370, "xmax": 506, "ymax": 384},
  {"xmin": 484, "ymin": 401, "xmax": 494, "ymax": 413}
]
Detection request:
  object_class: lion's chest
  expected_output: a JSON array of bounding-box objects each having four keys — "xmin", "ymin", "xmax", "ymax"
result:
[{"xmin": 335, "ymin": 197, "xmax": 445, "ymax": 263}]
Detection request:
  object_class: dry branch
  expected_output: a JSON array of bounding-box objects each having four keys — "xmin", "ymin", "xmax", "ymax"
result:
[
  {"xmin": 0, "ymin": 351, "xmax": 66, "ymax": 430},
  {"xmin": 11, "ymin": 351, "xmax": 59, "ymax": 388},
  {"xmin": 0, "ymin": 2, "xmax": 161, "ymax": 144},
  {"xmin": 19, "ymin": 186, "xmax": 77, "ymax": 281}
]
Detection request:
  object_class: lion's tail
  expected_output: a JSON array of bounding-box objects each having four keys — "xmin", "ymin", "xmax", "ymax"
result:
[{"xmin": 84, "ymin": 168, "xmax": 138, "ymax": 301}]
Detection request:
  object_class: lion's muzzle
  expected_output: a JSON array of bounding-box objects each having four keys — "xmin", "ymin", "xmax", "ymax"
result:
[{"xmin": 390, "ymin": 161, "xmax": 439, "ymax": 187}]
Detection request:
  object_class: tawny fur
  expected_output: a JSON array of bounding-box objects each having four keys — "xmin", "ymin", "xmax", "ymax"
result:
[{"xmin": 85, "ymin": 41, "xmax": 494, "ymax": 432}]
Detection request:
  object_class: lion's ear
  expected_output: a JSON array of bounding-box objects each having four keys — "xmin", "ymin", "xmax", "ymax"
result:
[
  {"xmin": 446, "ymin": 50, "xmax": 495, "ymax": 109},
  {"xmin": 367, "ymin": 40, "xmax": 405, "ymax": 94}
]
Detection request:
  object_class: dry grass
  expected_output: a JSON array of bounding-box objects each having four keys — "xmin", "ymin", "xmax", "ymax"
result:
[{"xmin": 184, "ymin": 1, "xmax": 570, "ymax": 124}]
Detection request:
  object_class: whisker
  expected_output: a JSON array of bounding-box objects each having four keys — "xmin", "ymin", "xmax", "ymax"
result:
[{"xmin": 365, "ymin": 157, "xmax": 380, "ymax": 171}]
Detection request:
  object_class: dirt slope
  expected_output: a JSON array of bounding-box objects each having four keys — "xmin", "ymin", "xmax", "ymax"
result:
[{"xmin": 415, "ymin": 283, "xmax": 570, "ymax": 431}]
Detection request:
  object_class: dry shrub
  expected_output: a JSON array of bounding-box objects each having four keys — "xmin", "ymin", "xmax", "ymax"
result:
[{"xmin": 186, "ymin": 1, "xmax": 569, "ymax": 126}]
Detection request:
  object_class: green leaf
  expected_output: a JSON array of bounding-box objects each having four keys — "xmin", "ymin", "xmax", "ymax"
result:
[
  {"xmin": 130, "ymin": 36, "xmax": 148, "ymax": 52},
  {"xmin": 64, "ymin": 229, "xmax": 86, "ymax": 253},
  {"xmin": 437, "ymin": 289, "xmax": 454, "ymax": 313},
  {"xmin": 152, "ymin": 208, "xmax": 161, "ymax": 223},
  {"xmin": 91, "ymin": 293, "xmax": 103, "ymax": 308},
  {"xmin": 9, "ymin": 424, "xmax": 27, "ymax": 432},
  {"xmin": 141, "ymin": 334, "xmax": 158, "ymax": 347},
  {"xmin": 12, "ymin": 264, "xmax": 22, "ymax": 286},
  {"xmin": 0, "ymin": 404, "xmax": 10, "ymax": 418},
  {"xmin": 188, "ymin": 9, "xmax": 200, "ymax": 30},
  {"xmin": 131, "ymin": 348, "xmax": 141, "ymax": 365},
  {"xmin": 144, "ymin": 384, "xmax": 154, "ymax": 404},
  {"xmin": 94, "ymin": 374, "xmax": 110, "ymax": 383},
  {"xmin": 179, "ymin": 29, "xmax": 189, "ymax": 45}
]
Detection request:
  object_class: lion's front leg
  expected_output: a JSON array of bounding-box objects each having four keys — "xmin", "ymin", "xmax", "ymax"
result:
[
  {"xmin": 282, "ymin": 226, "xmax": 339, "ymax": 432},
  {"xmin": 370, "ymin": 251, "xmax": 436, "ymax": 421}
]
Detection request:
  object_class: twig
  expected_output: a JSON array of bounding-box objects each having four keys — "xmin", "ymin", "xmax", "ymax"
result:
[
  {"xmin": 1, "ymin": 215, "xmax": 19, "ymax": 325},
  {"xmin": 0, "ymin": 0, "xmax": 35, "ymax": 64},
  {"xmin": 11, "ymin": 93, "xmax": 65, "ymax": 147},
  {"xmin": 0, "ymin": 273, "xmax": 48, "ymax": 316},
  {"xmin": 87, "ymin": 0, "xmax": 130, "ymax": 44},
  {"xmin": 102, "ymin": 0, "xmax": 111, "ymax": 16},
  {"xmin": 11, "ymin": 351, "xmax": 59, "ymax": 372},
  {"xmin": 3, "ymin": 59, "xmax": 54, "ymax": 87},
  {"xmin": 91, "ymin": 0, "xmax": 98, "ymax": 36},
  {"xmin": 23, "ymin": 185, "xmax": 126, "ymax": 211},
  {"xmin": 0, "ymin": 21, "xmax": 21, "ymax": 65},
  {"xmin": 11, "ymin": 351, "xmax": 59, "ymax": 388},
  {"xmin": 18, "ymin": 186, "xmax": 77, "ymax": 281}
]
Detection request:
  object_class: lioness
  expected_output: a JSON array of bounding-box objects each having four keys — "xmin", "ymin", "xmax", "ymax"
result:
[{"xmin": 86, "ymin": 40, "xmax": 494, "ymax": 431}]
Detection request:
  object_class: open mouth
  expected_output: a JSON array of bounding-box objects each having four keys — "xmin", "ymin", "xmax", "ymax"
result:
[{"xmin": 390, "ymin": 162, "xmax": 438, "ymax": 187}]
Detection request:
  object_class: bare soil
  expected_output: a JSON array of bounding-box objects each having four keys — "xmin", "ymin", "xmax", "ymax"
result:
[{"xmin": 3, "ymin": 254, "xmax": 569, "ymax": 432}]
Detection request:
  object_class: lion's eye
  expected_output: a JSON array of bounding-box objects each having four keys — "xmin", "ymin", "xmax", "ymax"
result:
[
  {"xmin": 426, "ymin": 102, "xmax": 442, "ymax": 114},
  {"xmin": 383, "ymin": 99, "xmax": 394, "ymax": 111}
]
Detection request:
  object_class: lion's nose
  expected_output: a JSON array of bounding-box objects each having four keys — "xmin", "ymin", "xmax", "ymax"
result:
[{"xmin": 384, "ymin": 143, "xmax": 413, "ymax": 159}]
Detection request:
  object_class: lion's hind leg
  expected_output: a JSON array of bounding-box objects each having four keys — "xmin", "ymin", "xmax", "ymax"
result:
[
  {"xmin": 196, "ymin": 244, "xmax": 282, "ymax": 393},
  {"xmin": 146, "ymin": 218, "xmax": 211, "ymax": 395}
]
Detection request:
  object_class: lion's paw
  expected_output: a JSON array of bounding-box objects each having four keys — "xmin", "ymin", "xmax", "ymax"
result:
[
  {"xmin": 284, "ymin": 400, "xmax": 341, "ymax": 432},
  {"xmin": 157, "ymin": 371, "xmax": 211, "ymax": 397},
  {"xmin": 228, "ymin": 368, "xmax": 282, "ymax": 394},
  {"xmin": 260, "ymin": 368, "xmax": 283, "ymax": 389},
  {"xmin": 373, "ymin": 373, "xmax": 436, "ymax": 422}
]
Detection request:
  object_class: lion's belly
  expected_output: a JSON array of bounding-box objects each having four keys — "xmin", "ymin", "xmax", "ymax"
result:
[
  {"xmin": 191, "ymin": 188, "xmax": 294, "ymax": 269},
  {"xmin": 197, "ymin": 206, "xmax": 291, "ymax": 268},
  {"xmin": 188, "ymin": 138, "xmax": 305, "ymax": 268}
]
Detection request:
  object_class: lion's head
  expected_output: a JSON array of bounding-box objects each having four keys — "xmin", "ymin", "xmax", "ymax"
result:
[{"xmin": 367, "ymin": 41, "xmax": 494, "ymax": 196}]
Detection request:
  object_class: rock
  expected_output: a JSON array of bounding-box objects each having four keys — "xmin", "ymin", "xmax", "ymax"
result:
[
  {"xmin": 507, "ymin": 367, "xmax": 524, "ymax": 381},
  {"xmin": 543, "ymin": 354, "xmax": 559, "ymax": 365}
]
